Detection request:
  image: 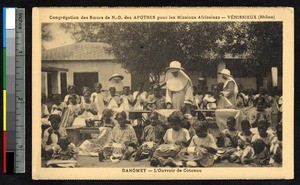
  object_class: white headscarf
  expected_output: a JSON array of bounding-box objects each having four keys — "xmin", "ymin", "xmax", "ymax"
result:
[{"xmin": 165, "ymin": 68, "xmax": 193, "ymax": 92}]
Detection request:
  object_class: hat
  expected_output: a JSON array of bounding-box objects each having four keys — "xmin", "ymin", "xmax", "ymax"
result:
[
  {"xmin": 109, "ymin": 74, "xmax": 124, "ymax": 81},
  {"xmin": 218, "ymin": 69, "xmax": 233, "ymax": 77},
  {"xmin": 166, "ymin": 61, "xmax": 184, "ymax": 71}
]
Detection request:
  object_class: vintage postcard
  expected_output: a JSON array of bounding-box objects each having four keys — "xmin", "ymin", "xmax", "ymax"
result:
[{"xmin": 32, "ymin": 7, "xmax": 294, "ymax": 180}]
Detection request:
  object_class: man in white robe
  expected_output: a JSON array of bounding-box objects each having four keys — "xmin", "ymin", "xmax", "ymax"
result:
[{"xmin": 165, "ymin": 61, "xmax": 193, "ymax": 109}]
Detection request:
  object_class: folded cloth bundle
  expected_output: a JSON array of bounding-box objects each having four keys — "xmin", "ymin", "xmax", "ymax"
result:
[
  {"xmin": 102, "ymin": 143, "xmax": 125, "ymax": 161},
  {"xmin": 155, "ymin": 144, "xmax": 181, "ymax": 158},
  {"xmin": 141, "ymin": 142, "xmax": 158, "ymax": 155},
  {"xmin": 178, "ymin": 146, "xmax": 204, "ymax": 161}
]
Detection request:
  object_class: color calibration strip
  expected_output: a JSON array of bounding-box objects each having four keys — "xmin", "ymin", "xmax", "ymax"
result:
[{"xmin": 3, "ymin": 7, "xmax": 26, "ymax": 174}]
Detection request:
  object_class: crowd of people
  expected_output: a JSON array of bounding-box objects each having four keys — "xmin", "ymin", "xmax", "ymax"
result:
[{"xmin": 41, "ymin": 61, "xmax": 283, "ymax": 168}]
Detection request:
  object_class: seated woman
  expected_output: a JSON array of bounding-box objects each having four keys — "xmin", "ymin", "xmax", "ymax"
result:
[
  {"xmin": 150, "ymin": 111, "xmax": 190, "ymax": 167},
  {"xmin": 78, "ymin": 109, "xmax": 116, "ymax": 156},
  {"xmin": 72, "ymin": 88, "xmax": 98, "ymax": 127},
  {"xmin": 98, "ymin": 111, "xmax": 138, "ymax": 161},
  {"xmin": 61, "ymin": 94, "xmax": 83, "ymax": 128},
  {"xmin": 134, "ymin": 111, "xmax": 166, "ymax": 161}
]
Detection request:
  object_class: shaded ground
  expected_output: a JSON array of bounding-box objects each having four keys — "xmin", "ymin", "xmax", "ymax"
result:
[{"xmin": 42, "ymin": 156, "xmax": 282, "ymax": 168}]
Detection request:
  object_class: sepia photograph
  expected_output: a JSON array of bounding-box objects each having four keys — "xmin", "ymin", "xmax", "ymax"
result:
[{"xmin": 32, "ymin": 7, "xmax": 294, "ymax": 179}]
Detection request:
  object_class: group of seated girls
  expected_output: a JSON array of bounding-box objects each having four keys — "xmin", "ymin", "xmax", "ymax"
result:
[{"xmin": 41, "ymin": 105, "xmax": 282, "ymax": 167}]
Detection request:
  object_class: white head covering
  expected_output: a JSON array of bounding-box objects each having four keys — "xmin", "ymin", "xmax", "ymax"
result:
[
  {"xmin": 109, "ymin": 74, "xmax": 124, "ymax": 92},
  {"xmin": 165, "ymin": 61, "xmax": 192, "ymax": 92},
  {"xmin": 221, "ymin": 69, "xmax": 238, "ymax": 97}
]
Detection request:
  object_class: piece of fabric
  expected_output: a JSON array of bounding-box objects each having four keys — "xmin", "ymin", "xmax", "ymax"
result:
[
  {"xmin": 163, "ymin": 128, "xmax": 191, "ymax": 144},
  {"xmin": 214, "ymin": 109, "xmax": 246, "ymax": 131}
]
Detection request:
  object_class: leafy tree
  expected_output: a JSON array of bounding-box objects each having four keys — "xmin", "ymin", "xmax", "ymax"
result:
[{"xmin": 60, "ymin": 22, "xmax": 282, "ymax": 88}]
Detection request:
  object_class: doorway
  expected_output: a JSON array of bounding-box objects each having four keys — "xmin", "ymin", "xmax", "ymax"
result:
[{"xmin": 73, "ymin": 72, "xmax": 98, "ymax": 95}]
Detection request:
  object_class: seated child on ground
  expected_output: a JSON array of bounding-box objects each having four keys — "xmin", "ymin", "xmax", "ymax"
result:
[
  {"xmin": 218, "ymin": 120, "xmax": 254, "ymax": 163},
  {"xmin": 180, "ymin": 121, "xmax": 217, "ymax": 167},
  {"xmin": 98, "ymin": 111, "xmax": 138, "ymax": 161},
  {"xmin": 217, "ymin": 117, "xmax": 239, "ymax": 148},
  {"xmin": 42, "ymin": 113, "xmax": 67, "ymax": 159},
  {"xmin": 270, "ymin": 123, "xmax": 282, "ymax": 164},
  {"xmin": 251, "ymin": 120, "xmax": 276, "ymax": 149},
  {"xmin": 241, "ymin": 138, "xmax": 270, "ymax": 166},
  {"xmin": 134, "ymin": 111, "xmax": 166, "ymax": 161},
  {"xmin": 52, "ymin": 137, "xmax": 78, "ymax": 160},
  {"xmin": 150, "ymin": 111, "xmax": 191, "ymax": 167}
]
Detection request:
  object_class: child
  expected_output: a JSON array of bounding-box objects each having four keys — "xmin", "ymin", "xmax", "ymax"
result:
[
  {"xmin": 241, "ymin": 138, "xmax": 270, "ymax": 166},
  {"xmin": 270, "ymin": 123, "xmax": 282, "ymax": 164},
  {"xmin": 252, "ymin": 120, "xmax": 276, "ymax": 149},
  {"xmin": 146, "ymin": 84, "xmax": 165, "ymax": 110},
  {"xmin": 163, "ymin": 111, "xmax": 191, "ymax": 147},
  {"xmin": 42, "ymin": 113, "xmax": 67, "ymax": 159},
  {"xmin": 119, "ymin": 86, "xmax": 134, "ymax": 112},
  {"xmin": 238, "ymin": 119, "xmax": 254, "ymax": 146},
  {"xmin": 181, "ymin": 121, "xmax": 217, "ymax": 167},
  {"xmin": 132, "ymin": 82, "xmax": 148, "ymax": 110},
  {"xmin": 189, "ymin": 121, "xmax": 218, "ymax": 153},
  {"xmin": 91, "ymin": 83, "xmax": 106, "ymax": 117},
  {"xmin": 52, "ymin": 137, "xmax": 78, "ymax": 160},
  {"xmin": 248, "ymin": 97, "xmax": 271, "ymax": 127},
  {"xmin": 219, "ymin": 120, "xmax": 253, "ymax": 163},
  {"xmin": 47, "ymin": 137, "xmax": 78, "ymax": 168},
  {"xmin": 218, "ymin": 117, "xmax": 239, "ymax": 148},
  {"xmin": 134, "ymin": 111, "xmax": 165, "ymax": 161}
]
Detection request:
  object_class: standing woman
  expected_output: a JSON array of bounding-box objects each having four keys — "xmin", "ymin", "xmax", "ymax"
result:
[
  {"xmin": 218, "ymin": 69, "xmax": 239, "ymax": 107},
  {"xmin": 165, "ymin": 61, "xmax": 193, "ymax": 109}
]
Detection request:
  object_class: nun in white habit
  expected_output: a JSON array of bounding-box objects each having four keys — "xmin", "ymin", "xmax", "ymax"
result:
[
  {"xmin": 109, "ymin": 74, "xmax": 124, "ymax": 96},
  {"xmin": 218, "ymin": 68, "xmax": 239, "ymax": 106},
  {"xmin": 165, "ymin": 61, "xmax": 194, "ymax": 109}
]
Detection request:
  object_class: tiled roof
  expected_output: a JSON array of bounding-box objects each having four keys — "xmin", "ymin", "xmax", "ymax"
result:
[{"xmin": 42, "ymin": 42, "xmax": 115, "ymax": 61}]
